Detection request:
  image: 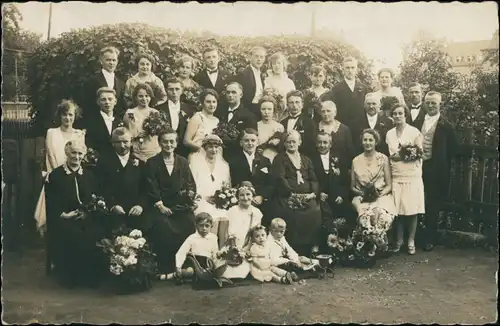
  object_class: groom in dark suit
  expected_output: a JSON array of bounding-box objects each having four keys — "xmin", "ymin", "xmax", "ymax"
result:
[
  {"xmin": 406, "ymin": 83, "xmax": 426, "ymax": 126},
  {"xmin": 157, "ymin": 77, "xmax": 195, "ymax": 158},
  {"xmin": 235, "ymin": 46, "xmax": 267, "ymax": 118},
  {"xmin": 281, "ymin": 90, "xmax": 317, "ymax": 158},
  {"xmin": 216, "ymin": 81, "xmax": 258, "ymax": 162},
  {"xmin": 84, "ymin": 87, "xmax": 123, "ymax": 156},
  {"xmin": 352, "ymin": 93, "xmax": 393, "ymax": 156},
  {"xmin": 415, "ymin": 91, "xmax": 458, "ymax": 251},
  {"xmin": 82, "ymin": 46, "xmax": 125, "ymax": 121},
  {"xmin": 95, "ymin": 127, "xmax": 149, "ymax": 234},
  {"xmin": 193, "ymin": 46, "xmax": 227, "ymax": 95},
  {"xmin": 321, "ymin": 56, "xmax": 368, "ymax": 139},
  {"xmin": 228, "ymin": 128, "xmax": 274, "ymax": 226}
]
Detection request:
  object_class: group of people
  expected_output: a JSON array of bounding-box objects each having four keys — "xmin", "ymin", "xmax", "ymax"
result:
[{"xmin": 35, "ymin": 44, "xmax": 458, "ymax": 288}]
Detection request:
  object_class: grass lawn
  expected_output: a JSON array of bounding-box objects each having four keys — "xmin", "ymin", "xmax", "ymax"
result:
[{"xmin": 2, "ymin": 247, "xmax": 497, "ymax": 324}]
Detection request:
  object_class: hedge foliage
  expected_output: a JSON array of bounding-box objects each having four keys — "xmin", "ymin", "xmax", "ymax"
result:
[{"xmin": 27, "ymin": 23, "xmax": 375, "ymax": 136}]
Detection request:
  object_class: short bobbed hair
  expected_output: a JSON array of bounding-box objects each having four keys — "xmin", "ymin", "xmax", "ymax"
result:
[
  {"xmin": 360, "ymin": 128, "xmax": 381, "ymax": 146},
  {"xmin": 55, "ymin": 99, "xmax": 82, "ymax": 123}
]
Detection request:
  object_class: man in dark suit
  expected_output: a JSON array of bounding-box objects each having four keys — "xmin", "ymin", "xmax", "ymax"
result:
[
  {"xmin": 193, "ymin": 46, "xmax": 227, "ymax": 95},
  {"xmin": 235, "ymin": 46, "xmax": 267, "ymax": 118},
  {"xmin": 216, "ymin": 81, "xmax": 258, "ymax": 162},
  {"xmin": 321, "ymin": 56, "xmax": 368, "ymax": 137},
  {"xmin": 82, "ymin": 46, "xmax": 125, "ymax": 122},
  {"xmin": 406, "ymin": 83, "xmax": 426, "ymax": 126},
  {"xmin": 311, "ymin": 132, "xmax": 352, "ymax": 250},
  {"xmin": 415, "ymin": 91, "xmax": 458, "ymax": 252},
  {"xmin": 95, "ymin": 127, "xmax": 149, "ymax": 234},
  {"xmin": 281, "ymin": 90, "xmax": 317, "ymax": 158},
  {"xmin": 352, "ymin": 93, "xmax": 393, "ymax": 156},
  {"xmin": 228, "ymin": 128, "xmax": 274, "ymax": 226},
  {"xmin": 156, "ymin": 77, "xmax": 195, "ymax": 158},
  {"xmin": 84, "ymin": 87, "xmax": 123, "ymax": 156}
]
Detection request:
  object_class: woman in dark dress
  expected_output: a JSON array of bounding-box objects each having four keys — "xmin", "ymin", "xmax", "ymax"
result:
[
  {"xmin": 318, "ymin": 100, "xmax": 355, "ymax": 167},
  {"xmin": 270, "ymin": 130, "xmax": 322, "ymax": 256},
  {"xmin": 45, "ymin": 139, "xmax": 106, "ymax": 288},
  {"xmin": 145, "ymin": 127, "xmax": 197, "ymax": 274}
]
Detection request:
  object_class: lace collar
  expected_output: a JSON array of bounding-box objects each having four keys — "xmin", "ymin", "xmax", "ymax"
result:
[{"xmin": 63, "ymin": 163, "xmax": 83, "ymax": 175}]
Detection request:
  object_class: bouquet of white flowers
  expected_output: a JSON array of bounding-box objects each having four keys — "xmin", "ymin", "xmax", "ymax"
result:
[
  {"xmin": 97, "ymin": 228, "xmax": 157, "ymax": 293},
  {"xmin": 209, "ymin": 182, "xmax": 238, "ymax": 210}
]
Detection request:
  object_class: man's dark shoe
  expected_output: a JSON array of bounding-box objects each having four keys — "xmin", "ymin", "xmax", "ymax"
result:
[{"xmin": 424, "ymin": 243, "xmax": 435, "ymax": 252}]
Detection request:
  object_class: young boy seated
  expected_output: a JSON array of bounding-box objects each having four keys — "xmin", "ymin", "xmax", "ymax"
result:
[
  {"xmin": 162, "ymin": 212, "xmax": 219, "ymax": 281},
  {"xmin": 267, "ymin": 218, "xmax": 320, "ymax": 277}
]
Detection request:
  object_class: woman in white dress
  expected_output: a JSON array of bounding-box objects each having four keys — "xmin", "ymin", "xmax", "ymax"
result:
[
  {"xmin": 190, "ymin": 135, "xmax": 231, "ymax": 248},
  {"xmin": 223, "ymin": 181, "xmax": 263, "ymax": 279},
  {"xmin": 386, "ymin": 103, "xmax": 425, "ymax": 255},
  {"xmin": 122, "ymin": 83, "xmax": 162, "ymax": 162},
  {"xmin": 263, "ymin": 52, "xmax": 296, "ymax": 122},
  {"xmin": 184, "ymin": 89, "xmax": 220, "ymax": 162},
  {"xmin": 256, "ymin": 96, "xmax": 285, "ymax": 162},
  {"xmin": 124, "ymin": 53, "xmax": 167, "ymax": 108},
  {"xmin": 34, "ymin": 99, "xmax": 86, "ymax": 234}
]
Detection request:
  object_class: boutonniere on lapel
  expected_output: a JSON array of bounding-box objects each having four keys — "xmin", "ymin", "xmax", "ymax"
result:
[
  {"xmin": 117, "ymin": 121, "xmax": 125, "ymax": 128},
  {"xmin": 180, "ymin": 110, "xmax": 190, "ymax": 123},
  {"xmin": 330, "ymin": 157, "xmax": 341, "ymax": 176},
  {"xmin": 131, "ymin": 157, "xmax": 140, "ymax": 167}
]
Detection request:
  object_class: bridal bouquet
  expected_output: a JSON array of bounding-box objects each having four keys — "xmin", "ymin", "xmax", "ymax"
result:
[
  {"xmin": 398, "ymin": 143, "xmax": 423, "ymax": 162},
  {"xmin": 142, "ymin": 111, "xmax": 170, "ymax": 137},
  {"xmin": 287, "ymin": 193, "xmax": 310, "ymax": 210},
  {"xmin": 97, "ymin": 229, "xmax": 157, "ymax": 292},
  {"xmin": 209, "ymin": 182, "xmax": 238, "ymax": 210},
  {"xmin": 82, "ymin": 148, "xmax": 99, "ymax": 167},
  {"xmin": 213, "ymin": 121, "xmax": 240, "ymax": 143},
  {"xmin": 173, "ymin": 189, "xmax": 202, "ymax": 212}
]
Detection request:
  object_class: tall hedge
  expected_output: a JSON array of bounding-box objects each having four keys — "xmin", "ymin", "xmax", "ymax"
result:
[{"xmin": 27, "ymin": 23, "xmax": 374, "ymax": 136}]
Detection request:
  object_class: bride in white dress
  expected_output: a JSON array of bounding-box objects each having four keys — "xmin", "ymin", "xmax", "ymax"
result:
[
  {"xmin": 184, "ymin": 89, "xmax": 221, "ymax": 163},
  {"xmin": 34, "ymin": 100, "xmax": 86, "ymax": 234},
  {"xmin": 189, "ymin": 135, "xmax": 231, "ymax": 248},
  {"xmin": 263, "ymin": 52, "xmax": 296, "ymax": 122}
]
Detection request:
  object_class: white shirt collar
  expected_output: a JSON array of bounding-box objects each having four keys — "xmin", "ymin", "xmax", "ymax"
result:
[
  {"xmin": 243, "ymin": 150, "xmax": 255, "ymax": 160},
  {"xmin": 250, "ymin": 65, "xmax": 261, "ymax": 75},
  {"xmin": 101, "ymin": 68, "xmax": 114, "ymax": 77},
  {"xmin": 116, "ymin": 152, "xmax": 130, "ymax": 167},
  {"xmin": 367, "ymin": 113, "xmax": 378, "ymax": 127},
  {"xmin": 168, "ymin": 100, "xmax": 181, "ymax": 110},
  {"xmin": 424, "ymin": 112, "xmax": 440, "ymax": 122},
  {"xmin": 320, "ymin": 151, "xmax": 330, "ymax": 158},
  {"xmin": 100, "ymin": 110, "xmax": 114, "ymax": 121},
  {"xmin": 345, "ymin": 77, "xmax": 355, "ymax": 90}
]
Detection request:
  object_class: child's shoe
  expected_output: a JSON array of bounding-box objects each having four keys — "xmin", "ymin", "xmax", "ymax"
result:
[{"xmin": 290, "ymin": 272, "xmax": 300, "ymax": 282}]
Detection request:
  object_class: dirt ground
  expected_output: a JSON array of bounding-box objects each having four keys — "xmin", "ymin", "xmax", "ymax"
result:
[{"xmin": 2, "ymin": 247, "xmax": 498, "ymax": 325}]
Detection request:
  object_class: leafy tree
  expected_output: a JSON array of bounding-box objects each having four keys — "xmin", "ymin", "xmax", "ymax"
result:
[{"xmin": 26, "ymin": 23, "xmax": 374, "ymax": 136}]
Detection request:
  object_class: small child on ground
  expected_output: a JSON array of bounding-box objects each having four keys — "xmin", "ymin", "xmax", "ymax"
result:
[
  {"xmin": 248, "ymin": 225, "xmax": 298, "ymax": 284},
  {"xmin": 267, "ymin": 218, "xmax": 320, "ymax": 275},
  {"xmin": 160, "ymin": 212, "xmax": 219, "ymax": 281}
]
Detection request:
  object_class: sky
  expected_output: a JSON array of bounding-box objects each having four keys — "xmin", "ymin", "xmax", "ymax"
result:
[{"xmin": 13, "ymin": 1, "xmax": 499, "ymax": 71}]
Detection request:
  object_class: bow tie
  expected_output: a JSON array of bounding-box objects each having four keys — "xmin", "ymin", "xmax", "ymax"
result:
[
  {"xmin": 207, "ymin": 69, "xmax": 218, "ymax": 74},
  {"xmin": 289, "ymin": 115, "xmax": 300, "ymax": 120},
  {"xmin": 228, "ymin": 107, "xmax": 238, "ymax": 113},
  {"xmin": 411, "ymin": 105, "xmax": 421, "ymax": 111},
  {"xmin": 103, "ymin": 115, "xmax": 115, "ymax": 122}
]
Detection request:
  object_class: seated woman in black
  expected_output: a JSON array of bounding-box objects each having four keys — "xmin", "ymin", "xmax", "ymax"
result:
[{"xmin": 45, "ymin": 139, "xmax": 106, "ymax": 288}]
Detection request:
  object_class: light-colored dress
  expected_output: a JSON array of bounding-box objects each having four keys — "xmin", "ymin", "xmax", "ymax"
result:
[
  {"xmin": 351, "ymin": 152, "xmax": 397, "ymax": 216},
  {"xmin": 186, "ymin": 112, "xmax": 220, "ymax": 163},
  {"xmin": 123, "ymin": 107, "xmax": 161, "ymax": 162},
  {"xmin": 124, "ymin": 72, "xmax": 167, "ymax": 108},
  {"xmin": 248, "ymin": 242, "xmax": 288, "ymax": 282},
  {"xmin": 190, "ymin": 151, "xmax": 231, "ymax": 247},
  {"xmin": 386, "ymin": 125, "xmax": 425, "ymax": 216},
  {"xmin": 34, "ymin": 128, "xmax": 86, "ymax": 233},
  {"xmin": 257, "ymin": 120, "xmax": 285, "ymax": 163},
  {"xmin": 264, "ymin": 71, "xmax": 296, "ymax": 122},
  {"xmin": 374, "ymin": 87, "xmax": 406, "ymax": 106},
  {"xmin": 222, "ymin": 205, "xmax": 262, "ymax": 279}
]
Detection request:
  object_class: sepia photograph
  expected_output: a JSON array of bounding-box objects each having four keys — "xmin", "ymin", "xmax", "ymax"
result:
[{"xmin": 1, "ymin": 1, "xmax": 499, "ymax": 324}]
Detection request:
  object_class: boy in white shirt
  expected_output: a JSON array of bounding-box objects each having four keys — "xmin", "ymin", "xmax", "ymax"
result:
[
  {"xmin": 267, "ymin": 218, "xmax": 319, "ymax": 275},
  {"xmin": 161, "ymin": 212, "xmax": 219, "ymax": 281}
]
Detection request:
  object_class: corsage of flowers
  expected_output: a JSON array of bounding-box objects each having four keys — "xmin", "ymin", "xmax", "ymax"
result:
[{"xmin": 330, "ymin": 157, "xmax": 341, "ymax": 176}]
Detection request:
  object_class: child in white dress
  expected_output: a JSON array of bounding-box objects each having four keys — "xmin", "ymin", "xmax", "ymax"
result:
[{"xmin": 248, "ymin": 225, "xmax": 297, "ymax": 284}]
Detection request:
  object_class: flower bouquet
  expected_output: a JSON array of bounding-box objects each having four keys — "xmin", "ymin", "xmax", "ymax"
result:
[
  {"xmin": 303, "ymin": 89, "xmax": 322, "ymax": 119},
  {"xmin": 181, "ymin": 87, "xmax": 202, "ymax": 110},
  {"xmin": 261, "ymin": 131, "xmax": 284, "ymax": 150},
  {"xmin": 82, "ymin": 148, "xmax": 99, "ymax": 167},
  {"xmin": 172, "ymin": 189, "xmax": 202, "ymax": 212},
  {"xmin": 287, "ymin": 193, "xmax": 310, "ymax": 210},
  {"xmin": 142, "ymin": 111, "xmax": 170, "ymax": 137},
  {"xmin": 76, "ymin": 194, "xmax": 108, "ymax": 220},
  {"xmin": 96, "ymin": 229, "xmax": 157, "ymax": 293},
  {"xmin": 398, "ymin": 143, "xmax": 423, "ymax": 162},
  {"xmin": 330, "ymin": 157, "xmax": 341, "ymax": 176},
  {"xmin": 209, "ymin": 182, "xmax": 238, "ymax": 210},
  {"xmin": 361, "ymin": 184, "xmax": 379, "ymax": 203},
  {"xmin": 213, "ymin": 120, "xmax": 240, "ymax": 144},
  {"xmin": 217, "ymin": 235, "xmax": 249, "ymax": 267}
]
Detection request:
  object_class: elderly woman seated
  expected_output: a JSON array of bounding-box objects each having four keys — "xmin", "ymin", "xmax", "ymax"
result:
[{"xmin": 45, "ymin": 139, "xmax": 107, "ymax": 288}]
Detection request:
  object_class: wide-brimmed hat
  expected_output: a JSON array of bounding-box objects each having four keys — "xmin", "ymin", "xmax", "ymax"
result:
[{"xmin": 201, "ymin": 134, "xmax": 223, "ymax": 148}]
